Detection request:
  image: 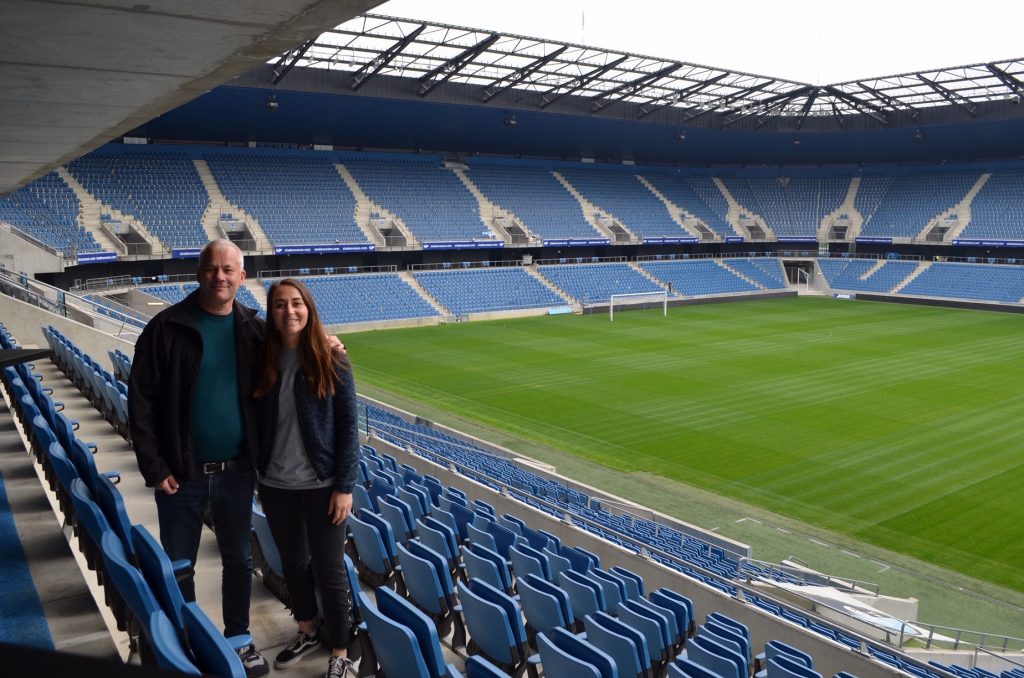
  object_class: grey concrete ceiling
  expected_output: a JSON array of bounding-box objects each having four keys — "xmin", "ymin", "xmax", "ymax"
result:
[{"xmin": 0, "ymin": 0, "xmax": 383, "ymax": 195}]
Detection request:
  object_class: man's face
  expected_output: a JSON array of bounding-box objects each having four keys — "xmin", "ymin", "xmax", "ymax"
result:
[{"xmin": 196, "ymin": 246, "xmax": 245, "ymax": 314}]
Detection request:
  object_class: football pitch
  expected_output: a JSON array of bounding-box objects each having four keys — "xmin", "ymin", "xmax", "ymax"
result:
[{"xmin": 344, "ymin": 297, "xmax": 1024, "ymax": 595}]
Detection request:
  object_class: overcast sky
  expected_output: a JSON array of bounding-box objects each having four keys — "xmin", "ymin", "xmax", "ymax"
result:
[{"xmin": 373, "ymin": 0, "xmax": 1022, "ymax": 84}]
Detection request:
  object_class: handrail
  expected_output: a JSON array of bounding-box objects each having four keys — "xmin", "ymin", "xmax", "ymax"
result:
[{"xmin": 739, "ymin": 556, "xmax": 881, "ymax": 596}]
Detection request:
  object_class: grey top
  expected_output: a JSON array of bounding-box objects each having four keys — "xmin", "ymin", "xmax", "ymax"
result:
[{"xmin": 260, "ymin": 348, "xmax": 334, "ymax": 490}]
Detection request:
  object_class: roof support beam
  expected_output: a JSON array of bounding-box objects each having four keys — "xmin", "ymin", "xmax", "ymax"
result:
[
  {"xmin": 823, "ymin": 86, "xmax": 889, "ymax": 125},
  {"xmin": 830, "ymin": 100, "xmax": 846, "ymax": 130},
  {"xmin": 272, "ymin": 38, "xmax": 315, "ymax": 85},
  {"xmin": 591, "ymin": 62, "xmax": 681, "ymax": 113},
  {"xmin": 794, "ymin": 89, "xmax": 819, "ymax": 130},
  {"xmin": 985, "ymin": 63, "xmax": 1024, "ymax": 97},
  {"xmin": 539, "ymin": 55, "xmax": 629, "ymax": 108},
  {"xmin": 635, "ymin": 73, "xmax": 728, "ymax": 119},
  {"xmin": 916, "ymin": 75, "xmax": 977, "ymax": 116},
  {"xmin": 417, "ymin": 33, "xmax": 501, "ymax": 97},
  {"xmin": 682, "ymin": 80, "xmax": 775, "ymax": 122},
  {"xmin": 480, "ymin": 46, "xmax": 568, "ymax": 103},
  {"xmin": 855, "ymin": 82, "xmax": 920, "ymax": 120},
  {"xmin": 720, "ymin": 85, "xmax": 813, "ymax": 126},
  {"xmin": 351, "ymin": 24, "xmax": 425, "ymax": 91}
]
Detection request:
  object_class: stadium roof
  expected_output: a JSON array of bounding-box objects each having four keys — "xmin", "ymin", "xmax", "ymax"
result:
[
  {"xmin": 0, "ymin": 0, "xmax": 382, "ymax": 196},
  {"xmin": 283, "ymin": 13, "xmax": 1024, "ymax": 131}
]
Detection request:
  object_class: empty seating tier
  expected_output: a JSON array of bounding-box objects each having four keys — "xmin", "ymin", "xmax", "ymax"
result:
[
  {"xmin": 558, "ymin": 168, "xmax": 685, "ymax": 239},
  {"xmin": 278, "ymin": 273, "xmax": 439, "ymax": 325},
  {"xmin": 0, "ymin": 172, "xmax": 97, "ymax": 256},
  {"xmin": 413, "ymin": 268, "xmax": 566, "ymax": 316},
  {"xmin": 538, "ymin": 263, "xmax": 665, "ymax": 303},
  {"xmin": 640, "ymin": 260, "xmax": 759, "ymax": 297}
]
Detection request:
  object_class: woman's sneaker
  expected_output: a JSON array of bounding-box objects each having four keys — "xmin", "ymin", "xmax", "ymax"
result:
[
  {"xmin": 326, "ymin": 655, "xmax": 355, "ymax": 678},
  {"xmin": 274, "ymin": 630, "xmax": 320, "ymax": 669}
]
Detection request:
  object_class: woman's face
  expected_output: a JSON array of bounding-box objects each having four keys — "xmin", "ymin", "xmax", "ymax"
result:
[{"xmin": 271, "ymin": 284, "xmax": 308, "ymax": 347}]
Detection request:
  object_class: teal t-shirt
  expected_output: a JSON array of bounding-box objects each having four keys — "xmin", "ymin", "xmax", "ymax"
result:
[{"xmin": 191, "ymin": 308, "xmax": 245, "ymax": 463}]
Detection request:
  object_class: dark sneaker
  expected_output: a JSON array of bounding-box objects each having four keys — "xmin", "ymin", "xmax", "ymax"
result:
[
  {"xmin": 237, "ymin": 644, "xmax": 270, "ymax": 677},
  {"xmin": 326, "ymin": 655, "xmax": 355, "ymax": 678},
  {"xmin": 274, "ymin": 631, "xmax": 320, "ymax": 669}
]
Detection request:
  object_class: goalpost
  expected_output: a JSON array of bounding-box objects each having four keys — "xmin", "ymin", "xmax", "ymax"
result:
[{"xmin": 609, "ymin": 290, "xmax": 668, "ymax": 321}]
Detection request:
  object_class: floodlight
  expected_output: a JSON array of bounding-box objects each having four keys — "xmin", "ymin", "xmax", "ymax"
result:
[{"xmin": 266, "ymin": 95, "xmax": 279, "ymax": 111}]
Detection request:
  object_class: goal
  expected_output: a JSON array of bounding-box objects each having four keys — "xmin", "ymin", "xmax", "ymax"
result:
[{"xmin": 609, "ymin": 290, "xmax": 668, "ymax": 321}]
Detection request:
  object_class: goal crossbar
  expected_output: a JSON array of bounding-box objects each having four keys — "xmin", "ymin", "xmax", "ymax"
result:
[{"xmin": 609, "ymin": 290, "xmax": 668, "ymax": 321}]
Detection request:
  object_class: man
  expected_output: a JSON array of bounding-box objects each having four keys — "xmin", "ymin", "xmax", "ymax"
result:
[{"xmin": 129, "ymin": 239, "xmax": 269, "ymax": 676}]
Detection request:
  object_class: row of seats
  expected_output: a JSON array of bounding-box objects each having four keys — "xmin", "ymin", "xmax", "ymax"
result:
[
  {"xmin": 0, "ymin": 172, "xmax": 100, "ymax": 255},
  {"xmin": 3, "ymin": 328, "xmax": 252, "ymax": 676}
]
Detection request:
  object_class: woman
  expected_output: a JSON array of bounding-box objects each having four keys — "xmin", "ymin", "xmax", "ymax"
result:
[{"xmin": 254, "ymin": 278, "xmax": 359, "ymax": 678}]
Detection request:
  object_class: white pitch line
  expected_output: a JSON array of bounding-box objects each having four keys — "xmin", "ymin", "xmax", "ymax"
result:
[
  {"xmin": 809, "ymin": 538, "xmax": 830, "ymax": 547},
  {"xmin": 734, "ymin": 518, "xmax": 762, "ymax": 524},
  {"xmin": 776, "ymin": 527, "xmax": 791, "ymax": 534},
  {"xmin": 841, "ymin": 550, "xmax": 862, "ymax": 558}
]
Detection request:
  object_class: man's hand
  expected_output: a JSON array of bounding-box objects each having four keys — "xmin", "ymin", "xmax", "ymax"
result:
[
  {"xmin": 328, "ymin": 491, "xmax": 353, "ymax": 526},
  {"xmin": 326, "ymin": 334, "xmax": 346, "ymax": 355},
  {"xmin": 156, "ymin": 475, "xmax": 179, "ymax": 495}
]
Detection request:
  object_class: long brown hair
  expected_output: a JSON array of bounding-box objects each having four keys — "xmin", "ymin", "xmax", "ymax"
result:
[{"xmin": 255, "ymin": 278, "xmax": 347, "ymax": 399}]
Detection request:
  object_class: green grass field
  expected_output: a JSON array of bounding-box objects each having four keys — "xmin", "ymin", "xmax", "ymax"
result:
[{"xmin": 344, "ymin": 297, "xmax": 1024, "ymax": 595}]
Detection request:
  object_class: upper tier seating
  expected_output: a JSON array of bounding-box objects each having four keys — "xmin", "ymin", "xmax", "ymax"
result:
[
  {"xmin": 538, "ymin": 263, "xmax": 664, "ymax": 303},
  {"xmin": 898, "ymin": 263, "xmax": 1024, "ymax": 303},
  {"xmin": 283, "ymin": 274, "xmax": 439, "ymax": 325},
  {"xmin": 344, "ymin": 158, "xmax": 490, "ymax": 243},
  {"xmin": 959, "ymin": 171, "xmax": 1024, "ymax": 241},
  {"xmin": 557, "ymin": 169, "xmax": 685, "ymax": 240},
  {"xmin": 639, "ymin": 260, "xmax": 758, "ymax": 297},
  {"xmin": 205, "ymin": 154, "xmax": 368, "ymax": 246},
  {"xmin": 720, "ymin": 177, "xmax": 849, "ymax": 238},
  {"xmin": 138, "ymin": 283, "xmax": 265, "ymax": 318},
  {"xmin": 467, "ymin": 164, "xmax": 601, "ymax": 241},
  {"xmin": 722, "ymin": 258, "xmax": 788, "ymax": 289},
  {"xmin": 0, "ymin": 172, "xmax": 98, "ymax": 256},
  {"xmin": 641, "ymin": 174, "xmax": 735, "ymax": 237},
  {"xmin": 66, "ymin": 153, "xmax": 209, "ymax": 248},
  {"xmin": 857, "ymin": 174, "xmax": 977, "ymax": 239},
  {"xmin": 413, "ymin": 267, "xmax": 566, "ymax": 316}
]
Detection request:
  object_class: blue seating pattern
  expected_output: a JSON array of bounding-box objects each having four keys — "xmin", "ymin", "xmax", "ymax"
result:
[
  {"xmin": 720, "ymin": 177, "xmax": 848, "ymax": 238},
  {"xmin": 205, "ymin": 154, "xmax": 368, "ymax": 246},
  {"xmin": 345, "ymin": 157, "xmax": 491, "ymax": 243},
  {"xmin": 722, "ymin": 258, "xmax": 788, "ymax": 290},
  {"xmin": 539, "ymin": 263, "xmax": 664, "ymax": 304},
  {"xmin": 857, "ymin": 174, "xmax": 977, "ymax": 238},
  {"xmin": 559, "ymin": 168, "xmax": 685, "ymax": 239},
  {"xmin": 0, "ymin": 172, "xmax": 97, "ymax": 256},
  {"xmin": 468, "ymin": 163, "xmax": 600, "ymax": 241},
  {"xmin": 817, "ymin": 259, "xmax": 917, "ymax": 293},
  {"xmin": 898, "ymin": 263, "xmax": 1024, "ymax": 304},
  {"xmin": 278, "ymin": 274, "xmax": 439, "ymax": 325},
  {"xmin": 414, "ymin": 267, "xmax": 566, "ymax": 315},
  {"xmin": 67, "ymin": 152, "xmax": 209, "ymax": 248},
  {"xmin": 639, "ymin": 260, "xmax": 758, "ymax": 297},
  {"xmin": 960, "ymin": 170, "xmax": 1024, "ymax": 241},
  {"xmin": 641, "ymin": 174, "xmax": 735, "ymax": 237}
]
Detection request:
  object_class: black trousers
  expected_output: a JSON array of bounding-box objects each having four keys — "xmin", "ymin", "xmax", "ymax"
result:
[{"xmin": 259, "ymin": 483, "xmax": 352, "ymax": 650}]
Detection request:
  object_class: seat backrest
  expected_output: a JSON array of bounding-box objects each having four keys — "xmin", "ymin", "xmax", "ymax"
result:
[
  {"xmin": 498, "ymin": 513, "xmax": 524, "ymax": 535},
  {"xmin": 560, "ymin": 569, "xmax": 606, "ymax": 621},
  {"xmin": 375, "ymin": 586, "xmax": 449, "ymax": 678},
  {"xmin": 588, "ymin": 569, "xmax": 625, "ymax": 609},
  {"xmin": 616, "ymin": 600, "xmax": 666, "ymax": 664},
  {"xmin": 251, "ymin": 500, "xmax": 284, "ymax": 577},
  {"xmin": 378, "ymin": 495, "xmax": 414, "ymax": 543},
  {"xmin": 765, "ymin": 640, "xmax": 814, "ymax": 669},
  {"xmin": 397, "ymin": 541, "xmax": 446, "ymax": 616},
  {"xmin": 654, "ymin": 588, "xmax": 695, "ymax": 634},
  {"xmin": 590, "ymin": 610, "xmax": 652, "ymax": 676},
  {"xmin": 686, "ymin": 635, "xmax": 742, "ymax": 678},
  {"xmin": 700, "ymin": 625, "xmax": 746, "ymax": 666},
  {"xmin": 467, "ymin": 577, "xmax": 527, "ymax": 648},
  {"xmin": 559, "ymin": 544, "xmax": 594, "ymax": 573},
  {"xmin": 447, "ymin": 501, "xmax": 476, "ymax": 541},
  {"xmin": 100, "ymin": 531, "xmax": 160, "ymax": 629},
  {"xmin": 145, "ymin": 610, "xmax": 201, "ymax": 675},
  {"xmin": 509, "ymin": 543, "xmax": 546, "ymax": 582},
  {"xmin": 610, "ymin": 566, "xmax": 645, "ymax": 599},
  {"xmin": 768, "ymin": 655, "xmax": 823, "ymax": 678},
  {"xmin": 485, "ymin": 520, "xmax": 517, "ymax": 559},
  {"xmin": 93, "ymin": 473, "xmax": 134, "ymax": 556},
  {"xmin": 463, "ymin": 542, "xmax": 512, "ymax": 592},
  {"xmin": 68, "ymin": 478, "xmax": 111, "ymax": 546},
  {"xmin": 546, "ymin": 627, "xmax": 618, "ymax": 678},
  {"xmin": 516, "ymin": 573, "xmax": 570, "ymax": 636},
  {"xmin": 352, "ymin": 483, "xmax": 373, "ymax": 515},
  {"xmin": 544, "ymin": 545, "xmax": 573, "ymax": 580},
  {"xmin": 705, "ymin": 619, "xmax": 750, "ymax": 663},
  {"xmin": 419, "ymin": 516, "xmax": 459, "ymax": 562},
  {"xmin": 181, "ymin": 603, "xmax": 246, "ymax": 678},
  {"xmin": 466, "ymin": 522, "xmax": 498, "ymax": 552},
  {"xmin": 132, "ymin": 523, "xmax": 188, "ymax": 631},
  {"xmin": 462, "ymin": 543, "xmax": 504, "ymax": 592},
  {"xmin": 650, "ymin": 590, "xmax": 692, "ymax": 639},
  {"xmin": 393, "ymin": 487, "xmax": 425, "ymax": 523},
  {"xmin": 536, "ymin": 631, "xmax": 601, "ymax": 678},
  {"xmin": 358, "ymin": 508, "xmax": 399, "ymax": 561},
  {"xmin": 519, "ymin": 524, "xmax": 553, "ymax": 551},
  {"xmin": 692, "ymin": 634, "xmax": 745, "ymax": 678},
  {"xmin": 465, "ymin": 655, "xmax": 509, "ymax": 678},
  {"xmin": 585, "ymin": 613, "xmax": 643, "ymax": 678},
  {"xmin": 458, "ymin": 579, "xmax": 519, "ymax": 667},
  {"xmin": 673, "ymin": 655, "xmax": 725, "ymax": 678},
  {"xmin": 347, "ymin": 513, "xmax": 393, "ymax": 576}
]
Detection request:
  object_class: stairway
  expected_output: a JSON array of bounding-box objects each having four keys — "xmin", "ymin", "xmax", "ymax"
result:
[
  {"xmin": 551, "ymin": 171, "xmax": 634, "ymax": 242},
  {"xmin": 635, "ymin": 175, "xmax": 708, "ymax": 240},
  {"xmin": 716, "ymin": 259, "xmax": 764, "ymax": 289},
  {"xmin": 524, "ymin": 266, "xmax": 578, "ymax": 309},
  {"xmin": 819, "ymin": 177, "xmax": 864, "ymax": 240},
  {"xmin": 399, "ymin": 271, "xmax": 450, "ymax": 316},
  {"xmin": 891, "ymin": 261, "xmax": 931, "ymax": 293},
  {"xmin": 628, "ymin": 261, "xmax": 674, "ymax": 294},
  {"xmin": 711, "ymin": 178, "xmax": 773, "ymax": 240},
  {"xmin": 334, "ymin": 164, "xmax": 415, "ymax": 248},
  {"xmin": 860, "ymin": 260, "xmax": 886, "ymax": 280},
  {"xmin": 192, "ymin": 160, "xmax": 271, "ymax": 251},
  {"xmin": 55, "ymin": 168, "xmax": 125, "ymax": 255},
  {"xmin": 936, "ymin": 173, "xmax": 991, "ymax": 241},
  {"xmin": 451, "ymin": 168, "xmax": 526, "ymax": 243},
  {"xmin": 243, "ymin": 279, "xmax": 268, "ymax": 311}
]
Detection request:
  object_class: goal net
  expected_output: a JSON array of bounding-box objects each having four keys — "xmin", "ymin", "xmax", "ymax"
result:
[{"xmin": 609, "ymin": 290, "xmax": 668, "ymax": 321}]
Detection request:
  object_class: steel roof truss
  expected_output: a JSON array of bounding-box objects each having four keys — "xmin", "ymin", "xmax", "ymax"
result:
[
  {"xmin": 591, "ymin": 62, "xmax": 681, "ymax": 112},
  {"xmin": 916, "ymin": 75, "xmax": 977, "ymax": 116},
  {"xmin": 417, "ymin": 33, "xmax": 501, "ymax": 96},
  {"xmin": 636, "ymin": 73, "xmax": 730, "ymax": 119},
  {"xmin": 539, "ymin": 55, "xmax": 629, "ymax": 108},
  {"xmin": 683, "ymin": 80, "xmax": 777, "ymax": 122},
  {"xmin": 480, "ymin": 46, "xmax": 568, "ymax": 102},
  {"xmin": 350, "ymin": 24, "xmax": 425, "ymax": 91}
]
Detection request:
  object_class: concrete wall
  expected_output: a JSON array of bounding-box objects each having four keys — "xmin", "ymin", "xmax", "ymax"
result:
[
  {"xmin": 0, "ymin": 228, "xmax": 63, "ymax": 277},
  {"xmin": 0, "ymin": 292, "xmax": 135, "ymax": 361}
]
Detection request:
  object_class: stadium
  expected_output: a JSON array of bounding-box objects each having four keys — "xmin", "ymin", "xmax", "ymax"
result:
[{"xmin": 0, "ymin": 1, "xmax": 1022, "ymax": 677}]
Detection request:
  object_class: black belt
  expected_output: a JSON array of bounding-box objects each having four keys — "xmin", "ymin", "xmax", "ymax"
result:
[{"xmin": 199, "ymin": 460, "xmax": 232, "ymax": 474}]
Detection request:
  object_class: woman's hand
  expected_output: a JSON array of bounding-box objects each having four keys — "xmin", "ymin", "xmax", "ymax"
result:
[{"xmin": 328, "ymin": 491, "xmax": 353, "ymax": 526}]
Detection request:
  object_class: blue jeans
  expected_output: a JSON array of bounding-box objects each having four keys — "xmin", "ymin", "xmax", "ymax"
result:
[{"xmin": 156, "ymin": 460, "xmax": 255, "ymax": 637}]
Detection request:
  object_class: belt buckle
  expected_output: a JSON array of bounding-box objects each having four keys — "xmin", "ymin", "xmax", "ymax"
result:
[{"xmin": 202, "ymin": 461, "xmax": 227, "ymax": 474}]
